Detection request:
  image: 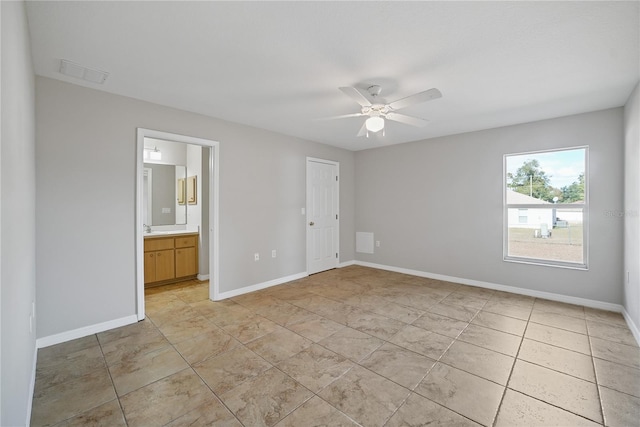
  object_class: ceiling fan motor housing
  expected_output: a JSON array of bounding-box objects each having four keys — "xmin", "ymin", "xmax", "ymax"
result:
[{"xmin": 367, "ymin": 85, "xmax": 382, "ymax": 98}]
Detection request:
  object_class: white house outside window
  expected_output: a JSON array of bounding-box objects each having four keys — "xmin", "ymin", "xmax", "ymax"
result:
[{"xmin": 504, "ymin": 147, "xmax": 588, "ymax": 269}]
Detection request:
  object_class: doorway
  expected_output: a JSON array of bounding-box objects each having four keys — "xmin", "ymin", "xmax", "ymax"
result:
[
  {"xmin": 135, "ymin": 128, "xmax": 220, "ymax": 320},
  {"xmin": 306, "ymin": 157, "xmax": 339, "ymax": 275}
]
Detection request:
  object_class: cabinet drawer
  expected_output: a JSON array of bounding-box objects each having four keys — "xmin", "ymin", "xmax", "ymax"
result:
[
  {"xmin": 144, "ymin": 237, "xmax": 174, "ymax": 252},
  {"xmin": 175, "ymin": 235, "xmax": 197, "ymax": 248}
]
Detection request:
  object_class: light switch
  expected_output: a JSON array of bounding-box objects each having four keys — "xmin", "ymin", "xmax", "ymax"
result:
[
  {"xmin": 301, "ymin": 207, "xmax": 306, "ymax": 215},
  {"xmin": 162, "ymin": 207, "xmax": 171, "ymax": 213}
]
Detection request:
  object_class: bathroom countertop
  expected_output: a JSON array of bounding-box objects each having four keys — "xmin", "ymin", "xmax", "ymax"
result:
[{"xmin": 143, "ymin": 230, "xmax": 199, "ymax": 239}]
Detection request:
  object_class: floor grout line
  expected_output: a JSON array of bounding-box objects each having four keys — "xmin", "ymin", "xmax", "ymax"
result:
[
  {"xmin": 586, "ymin": 322, "xmax": 607, "ymax": 426},
  {"xmin": 95, "ymin": 334, "xmax": 131, "ymax": 427},
  {"xmin": 491, "ymin": 302, "xmax": 534, "ymax": 427}
]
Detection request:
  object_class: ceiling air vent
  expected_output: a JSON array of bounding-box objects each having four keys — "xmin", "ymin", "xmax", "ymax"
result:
[{"xmin": 59, "ymin": 59, "xmax": 109, "ymax": 84}]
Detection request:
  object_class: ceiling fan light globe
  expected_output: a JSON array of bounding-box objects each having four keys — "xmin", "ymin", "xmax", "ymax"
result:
[{"xmin": 365, "ymin": 116, "xmax": 385, "ymax": 133}]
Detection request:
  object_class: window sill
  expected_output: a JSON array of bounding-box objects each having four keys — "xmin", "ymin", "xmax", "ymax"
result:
[{"xmin": 504, "ymin": 256, "xmax": 588, "ymax": 271}]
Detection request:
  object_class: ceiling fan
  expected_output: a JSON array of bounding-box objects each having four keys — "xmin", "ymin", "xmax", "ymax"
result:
[{"xmin": 324, "ymin": 85, "xmax": 442, "ymax": 137}]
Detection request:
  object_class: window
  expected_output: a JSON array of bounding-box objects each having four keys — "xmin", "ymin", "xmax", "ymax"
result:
[
  {"xmin": 518, "ymin": 209, "xmax": 528, "ymax": 224},
  {"xmin": 504, "ymin": 147, "xmax": 587, "ymax": 269}
]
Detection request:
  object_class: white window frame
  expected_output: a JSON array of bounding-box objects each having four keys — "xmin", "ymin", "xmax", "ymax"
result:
[{"xmin": 503, "ymin": 146, "xmax": 589, "ymax": 270}]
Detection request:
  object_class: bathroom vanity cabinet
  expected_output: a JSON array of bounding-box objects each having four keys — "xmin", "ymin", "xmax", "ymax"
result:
[{"xmin": 144, "ymin": 232, "xmax": 199, "ymax": 287}]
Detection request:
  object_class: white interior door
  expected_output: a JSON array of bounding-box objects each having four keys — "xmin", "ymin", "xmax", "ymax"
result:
[{"xmin": 306, "ymin": 158, "xmax": 339, "ymax": 275}]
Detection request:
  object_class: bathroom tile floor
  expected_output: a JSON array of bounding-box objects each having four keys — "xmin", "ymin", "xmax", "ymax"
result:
[{"xmin": 31, "ymin": 266, "xmax": 640, "ymax": 426}]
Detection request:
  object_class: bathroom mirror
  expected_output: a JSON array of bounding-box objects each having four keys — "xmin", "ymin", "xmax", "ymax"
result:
[{"xmin": 143, "ymin": 163, "xmax": 187, "ymax": 225}]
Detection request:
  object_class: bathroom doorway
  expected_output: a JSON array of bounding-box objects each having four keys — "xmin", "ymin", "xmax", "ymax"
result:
[{"xmin": 135, "ymin": 128, "xmax": 219, "ymax": 320}]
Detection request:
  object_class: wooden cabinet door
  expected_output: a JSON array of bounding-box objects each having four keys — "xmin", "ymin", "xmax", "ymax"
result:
[
  {"xmin": 155, "ymin": 249, "xmax": 175, "ymax": 281},
  {"xmin": 144, "ymin": 252, "xmax": 156, "ymax": 284},
  {"xmin": 175, "ymin": 247, "xmax": 197, "ymax": 278}
]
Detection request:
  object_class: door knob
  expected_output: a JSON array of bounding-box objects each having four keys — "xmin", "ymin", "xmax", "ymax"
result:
[{"xmin": 309, "ymin": 221, "xmax": 315, "ymax": 226}]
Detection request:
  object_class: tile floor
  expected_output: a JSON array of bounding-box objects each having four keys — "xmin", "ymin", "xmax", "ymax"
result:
[{"xmin": 31, "ymin": 266, "xmax": 640, "ymax": 426}]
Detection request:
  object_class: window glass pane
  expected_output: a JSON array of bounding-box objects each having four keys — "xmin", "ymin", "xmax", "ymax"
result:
[
  {"xmin": 505, "ymin": 147, "xmax": 587, "ymax": 267},
  {"xmin": 506, "ymin": 148, "xmax": 585, "ymax": 203},
  {"xmin": 507, "ymin": 207, "xmax": 583, "ymax": 264},
  {"xmin": 518, "ymin": 208, "xmax": 528, "ymax": 223}
]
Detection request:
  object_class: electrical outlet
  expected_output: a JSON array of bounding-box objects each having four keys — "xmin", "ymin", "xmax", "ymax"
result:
[
  {"xmin": 376, "ymin": 241, "xmax": 380, "ymax": 247},
  {"xmin": 272, "ymin": 250, "xmax": 277, "ymax": 258},
  {"xmin": 254, "ymin": 253, "xmax": 260, "ymax": 261}
]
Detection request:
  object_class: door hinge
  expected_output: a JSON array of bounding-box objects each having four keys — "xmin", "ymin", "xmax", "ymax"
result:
[
  {"xmin": 336, "ymin": 176, "xmax": 338, "ymax": 181},
  {"xmin": 336, "ymin": 253, "xmax": 338, "ymax": 258},
  {"xmin": 336, "ymin": 214, "xmax": 338, "ymax": 220}
]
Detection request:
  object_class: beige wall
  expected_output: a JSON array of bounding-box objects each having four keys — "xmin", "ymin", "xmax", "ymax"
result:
[
  {"xmin": 355, "ymin": 108, "xmax": 624, "ymax": 304},
  {"xmin": 35, "ymin": 77, "xmax": 355, "ymax": 338},
  {"xmin": 1, "ymin": 1, "xmax": 37, "ymax": 425}
]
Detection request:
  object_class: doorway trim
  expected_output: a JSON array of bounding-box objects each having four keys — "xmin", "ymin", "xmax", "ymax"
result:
[
  {"xmin": 306, "ymin": 157, "xmax": 340, "ymax": 275},
  {"xmin": 135, "ymin": 128, "xmax": 220, "ymax": 320}
]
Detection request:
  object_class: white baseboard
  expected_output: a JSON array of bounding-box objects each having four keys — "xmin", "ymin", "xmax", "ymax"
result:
[
  {"xmin": 622, "ymin": 308, "xmax": 640, "ymax": 346},
  {"xmin": 338, "ymin": 260, "xmax": 356, "ymax": 268},
  {"xmin": 214, "ymin": 262, "xmax": 357, "ymax": 300},
  {"xmin": 352, "ymin": 261, "xmax": 639, "ymax": 345},
  {"xmin": 215, "ymin": 272, "xmax": 308, "ymax": 300},
  {"xmin": 197, "ymin": 274, "xmax": 210, "ymax": 281},
  {"xmin": 36, "ymin": 314, "xmax": 139, "ymax": 349},
  {"xmin": 354, "ymin": 261, "xmax": 624, "ymax": 313}
]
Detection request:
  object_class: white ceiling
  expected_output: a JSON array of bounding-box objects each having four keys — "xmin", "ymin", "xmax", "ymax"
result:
[{"xmin": 25, "ymin": 1, "xmax": 639, "ymax": 151}]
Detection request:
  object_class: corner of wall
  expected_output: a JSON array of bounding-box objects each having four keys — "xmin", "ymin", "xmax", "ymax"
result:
[
  {"xmin": 2, "ymin": 1, "xmax": 39, "ymax": 425},
  {"xmin": 622, "ymin": 307, "xmax": 640, "ymax": 346},
  {"xmin": 623, "ymin": 81, "xmax": 640, "ymax": 336},
  {"xmin": 2, "ymin": 0, "xmax": 38, "ymax": 425}
]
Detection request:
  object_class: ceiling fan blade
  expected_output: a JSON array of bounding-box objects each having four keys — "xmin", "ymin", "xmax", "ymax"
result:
[
  {"xmin": 388, "ymin": 88, "xmax": 442, "ymax": 110},
  {"xmin": 339, "ymin": 86, "xmax": 372, "ymax": 107},
  {"xmin": 315, "ymin": 112, "xmax": 364, "ymax": 121},
  {"xmin": 356, "ymin": 122, "xmax": 367, "ymax": 137},
  {"xmin": 386, "ymin": 112, "xmax": 429, "ymax": 127}
]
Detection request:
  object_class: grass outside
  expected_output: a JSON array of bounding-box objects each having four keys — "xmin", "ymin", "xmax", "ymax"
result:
[{"xmin": 508, "ymin": 225, "xmax": 583, "ymax": 263}]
